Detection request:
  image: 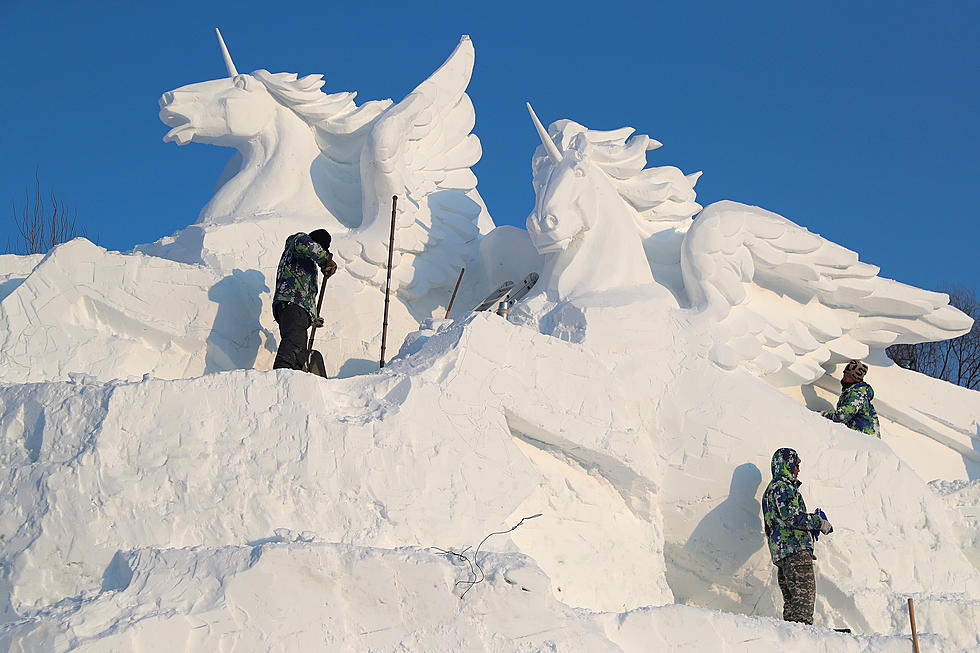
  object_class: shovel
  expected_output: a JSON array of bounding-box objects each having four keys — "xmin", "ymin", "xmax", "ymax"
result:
[{"xmin": 305, "ymin": 269, "xmax": 329, "ymax": 378}]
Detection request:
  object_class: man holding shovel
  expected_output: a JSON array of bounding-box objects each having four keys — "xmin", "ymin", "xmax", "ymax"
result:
[{"xmin": 271, "ymin": 229, "xmax": 337, "ymax": 371}]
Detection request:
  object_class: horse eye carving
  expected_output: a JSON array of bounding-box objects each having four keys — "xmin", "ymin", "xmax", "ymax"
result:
[{"xmin": 573, "ymin": 166, "xmax": 585, "ymax": 178}]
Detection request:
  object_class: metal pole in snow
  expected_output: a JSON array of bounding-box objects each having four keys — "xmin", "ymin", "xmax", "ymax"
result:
[{"xmin": 380, "ymin": 195, "xmax": 397, "ymax": 368}]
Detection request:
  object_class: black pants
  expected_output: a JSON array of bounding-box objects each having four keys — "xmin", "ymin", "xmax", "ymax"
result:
[{"xmin": 273, "ymin": 302, "xmax": 310, "ymax": 370}]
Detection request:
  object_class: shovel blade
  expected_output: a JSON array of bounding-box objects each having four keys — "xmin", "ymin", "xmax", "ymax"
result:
[{"xmin": 307, "ymin": 350, "xmax": 327, "ymax": 378}]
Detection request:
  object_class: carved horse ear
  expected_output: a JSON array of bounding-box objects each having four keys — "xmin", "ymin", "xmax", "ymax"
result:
[
  {"xmin": 216, "ymin": 28, "xmax": 239, "ymax": 77},
  {"xmin": 569, "ymin": 132, "xmax": 591, "ymax": 159},
  {"xmin": 526, "ymin": 102, "xmax": 562, "ymax": 164}
]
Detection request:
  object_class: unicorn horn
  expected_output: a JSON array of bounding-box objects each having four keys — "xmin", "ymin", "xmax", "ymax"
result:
[
  {"xmin": 526, "ymin": 102, "xmax": 562, "ymax": 164},
  {"xmin": 215, "ymin": 28, "xmax": 239, "ymax": 77}
]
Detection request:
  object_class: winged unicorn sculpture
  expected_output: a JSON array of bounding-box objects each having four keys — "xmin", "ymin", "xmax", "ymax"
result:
[
  {"xmin": 524, "ymin": 104, "xmax": 973, "ymax": 386},
  {"xmin": 158, "ymin": 30, "xmax": 487, "ymax": 301}
]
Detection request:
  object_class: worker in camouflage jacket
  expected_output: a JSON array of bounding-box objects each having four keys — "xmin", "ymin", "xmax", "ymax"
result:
[
  {"xmin": 272, "ymin": 229, "xmax": 337, "ymax": 370},
  {"xmin": 822, "ymin": 359, "xmax": 880, "ymax": 437},
  {"xmin": 761, "ymin": 447, "xmax": 833, "ymax": 625}
]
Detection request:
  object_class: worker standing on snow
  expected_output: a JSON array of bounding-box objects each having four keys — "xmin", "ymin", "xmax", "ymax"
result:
[
  {"xmin": 821, "ymin": 359, "xmax": 881, "ymax": 438},
  {"xmin": 272, "ymin": 229, "xmax": 337, "ymax": 370},
  {"xmin": 761, "ymin": 447, "xmax": 833, "ymax": 625}
]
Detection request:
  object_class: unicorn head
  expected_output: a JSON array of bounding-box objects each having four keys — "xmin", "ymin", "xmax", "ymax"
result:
[{"xmin": 526, "ymin": 103, "xmax": 700, "ymax": 300}]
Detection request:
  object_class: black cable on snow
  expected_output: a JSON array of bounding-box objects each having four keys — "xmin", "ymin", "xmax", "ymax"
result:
[{"xmin": 429, "ymin": 513, "xmax": 543, "ymax": 599}]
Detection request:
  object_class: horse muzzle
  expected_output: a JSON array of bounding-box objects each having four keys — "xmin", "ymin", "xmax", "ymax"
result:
[
  {"xmin": 528, "ymin": 213, "xmax": 573, "ymax": 253},
  {"xmin": 159, "ymin": 96, "xmax": 197, "ymax": 145}
]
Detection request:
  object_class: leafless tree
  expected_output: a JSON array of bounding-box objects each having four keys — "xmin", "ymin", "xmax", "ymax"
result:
[
  {"xmin": 887, "ymin": 285, "xmax": 980, "ymax": 390},
  {"xmin": 6, "ymin": 169, "xmax": 87, "ymax": 255}
]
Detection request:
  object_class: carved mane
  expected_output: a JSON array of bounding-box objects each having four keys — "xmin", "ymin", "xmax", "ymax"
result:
[
  {"xmin": 531, "ymin": 119, "xmax": 703, "ymax": 232},
  {"xmin": 249, "ymin": 69, "xmax": 391, "ymax": 145}
]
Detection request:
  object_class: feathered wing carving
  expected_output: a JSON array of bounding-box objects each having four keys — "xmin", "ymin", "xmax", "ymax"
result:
[
  {"xmin": 681, "ymin": 200, "xmax": 974, "ymax": 385},
  {"xmin": 335, "ymin": 36, "xmax": 484, "ymax": 299}
]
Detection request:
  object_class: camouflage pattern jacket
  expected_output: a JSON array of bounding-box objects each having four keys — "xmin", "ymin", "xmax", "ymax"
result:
[
  {"xmin": 273, "ymin": 233, "xmax": 332, "ymax": 321},
  {"xmin": 822, "ymin": 381, "xmax": 880, "ymax": 438},
  {"xmin": 761, "ymin": 448, "xmax": 822, "ymax": 564}
]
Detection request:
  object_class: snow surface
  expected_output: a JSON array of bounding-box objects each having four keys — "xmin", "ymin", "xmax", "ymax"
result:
[
  {"xmin": 2, "ymin": 34, "xmax": 979, "ymax": 653},
  {"xmin": 2, "ymin": 308, "xmax": 978, "ymax": 650}
]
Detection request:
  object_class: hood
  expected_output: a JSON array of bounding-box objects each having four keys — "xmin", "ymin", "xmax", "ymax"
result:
[{"xmin": 770, "ymin": 447, "xmax": 799, "ymax": 481}]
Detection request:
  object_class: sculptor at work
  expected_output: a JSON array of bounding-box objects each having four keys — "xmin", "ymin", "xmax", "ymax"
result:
[
  {"xmin": 822, "ymin": 359, "xmax": 881, "ymax": 437},
  {"xmin": 272, "ymin": 230, "xmax": 337, "ymax": 370},
  {"xmin": 762, "ymin": 448, "xmax": 834, "ymax": 625}
]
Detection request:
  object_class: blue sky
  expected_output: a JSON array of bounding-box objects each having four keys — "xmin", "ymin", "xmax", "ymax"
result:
[{"xmin": 1, "ymin": 1, "xmax": 977, "ymax": 294}]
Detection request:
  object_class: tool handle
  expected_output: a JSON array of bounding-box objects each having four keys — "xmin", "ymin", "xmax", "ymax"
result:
[
  {"xmin": 908, "ymin": 597, "xmax": 920, "ymax": 653},
  {"xmin": 445, "ymin": 268, "xmax": 465, "ymax": 319},
  {"xmin": 307, "ymin": 270, "xmax": 330, "ymax": 360}
]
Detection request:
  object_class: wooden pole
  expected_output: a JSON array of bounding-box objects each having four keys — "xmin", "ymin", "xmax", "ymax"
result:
[
  {"xmin": 907, "ymin": 598, "xmax": 920, "ymax": 653},
  {"xmin": 380, "ymin": 195, "xmax": 397, "ymax": 368},
  {"xmin": 306, "ymin": 271, "xmax": 330, "ymax": 369},
  {"xmin": 445, "ymin": 267, "xmax": 465, "ymax": 319}
]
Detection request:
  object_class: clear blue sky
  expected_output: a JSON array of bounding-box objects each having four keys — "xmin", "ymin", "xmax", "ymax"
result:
[{"xmin": 1, "ymin": 1, "xmax": 977, "ymax": 294}]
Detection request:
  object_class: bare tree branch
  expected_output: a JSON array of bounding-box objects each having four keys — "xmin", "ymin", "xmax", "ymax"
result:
[
  {"xmin": 6, "ymin": 168, "xmax": 87, "ymax": 255},
  {"xmin": 887, "ymin": 284, "xmax": 980, "ymax": 390}
]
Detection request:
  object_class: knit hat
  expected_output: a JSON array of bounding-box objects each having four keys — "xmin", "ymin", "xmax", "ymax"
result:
[
  {"xmin": 843, "ymin": 359, "xmax": 868, "ymax": 382},
  {"xmin": 309, "ymin": 229, "xmax": 331, "ymax": 251}
]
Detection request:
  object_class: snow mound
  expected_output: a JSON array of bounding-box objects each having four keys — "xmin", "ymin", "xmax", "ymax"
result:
[
  {"xmin": 2, "ymin": 312, "xmax": 979, "ymax": 650},
  {"xmin": 930, "ymin": 480, "xmax": 980, "ymax": 570},
  {"xmin": 0, "ymin": 236, "xmax": 421, "ymax": 382},
  {"xmin": 4, "ymin": 542, "xmax": 963, "ymax": 653}
]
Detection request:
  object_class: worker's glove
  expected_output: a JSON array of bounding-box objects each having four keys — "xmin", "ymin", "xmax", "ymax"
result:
[
  {"xmin": 816, "ymin": 508, "xmax": 833, "ymax": 534},
  {"xmin": 810, "ymin": 509, "xmax": 833, "ymax": 541},
  {"xmin": 320, "ymin": 256, "xmax": 338, "ymax": 278},
  {"xmin": 313, "ymin": 316, "xmax": 324, "ymax": 328}
]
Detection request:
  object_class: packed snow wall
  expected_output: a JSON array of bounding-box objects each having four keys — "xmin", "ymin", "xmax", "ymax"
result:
[{"xmin": 2, "ymin": 313, "xmax": 978, "ymax": 650}]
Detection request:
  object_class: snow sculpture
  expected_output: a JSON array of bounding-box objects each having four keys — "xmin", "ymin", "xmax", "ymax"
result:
[
  {"xmin": 526, "ymin": 106, "xmax": 974, "ymax": 386},
  {"xmin": 0, "ymin": 32, "xmax": 500, "ymax": 384},
  {"xmin": 160, "ymin": 30, "xmax": 489, "ymax": 300},
  {"xmin": 525, "ymin": 104, "xmax": 699, "ymax": 300},
  {"xmin": 2, "ymin": 41, "xmax": 980, "ymax": 652},
  {"xmin": 681, "ymin": 201, "xmax": 973, "ymax": 384}
]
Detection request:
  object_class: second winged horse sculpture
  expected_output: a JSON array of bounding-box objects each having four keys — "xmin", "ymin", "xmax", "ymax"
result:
[
  {"xmin": 159, "ymin": 30, "xmax": 487, "ymax": 301},
  {"xmin": 525, "ymin": 104, "xmax": 973, "ymax": 386}
]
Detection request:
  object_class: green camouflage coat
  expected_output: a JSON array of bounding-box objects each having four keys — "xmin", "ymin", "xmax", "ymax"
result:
[
  {"xmin": 822, "ymin": 381, "xmax": 880, "ymax": 438},
  {"xmin": 273, "ymin": 233, "xmax": 332, "ymax": 321},
  {"xmin": 761, "ymin": 448, "xmax": 823, "ymax": 564}
]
